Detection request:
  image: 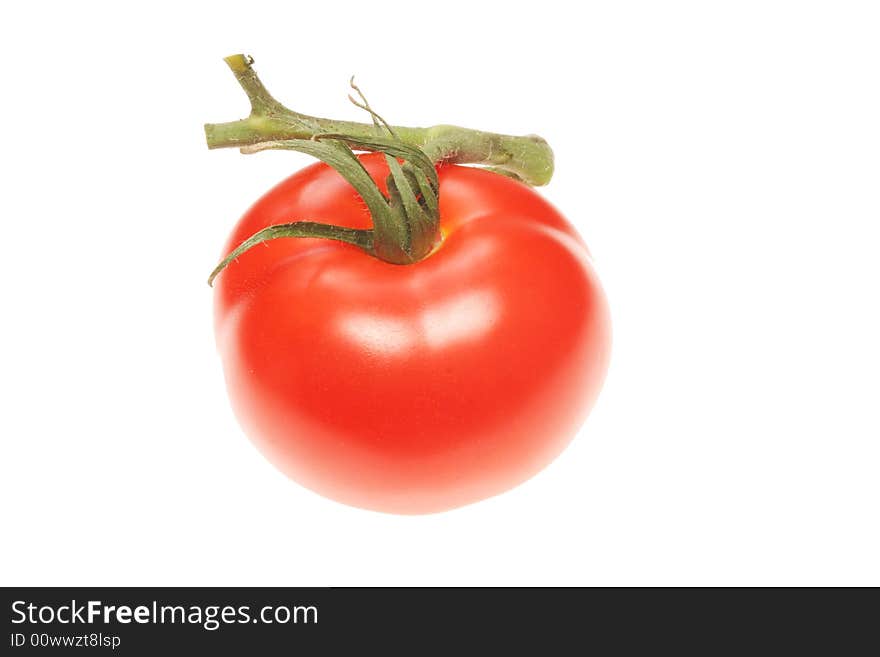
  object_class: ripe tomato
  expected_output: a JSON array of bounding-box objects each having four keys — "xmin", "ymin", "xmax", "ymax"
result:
[{"xmin": 214, "ymin": 153, "xmax": 610, "ymax": 513}]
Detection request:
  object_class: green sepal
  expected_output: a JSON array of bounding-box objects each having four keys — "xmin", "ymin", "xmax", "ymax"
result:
[{"xmin": 208, "ymin": 222, "xmax": 373, "ymax": 286}]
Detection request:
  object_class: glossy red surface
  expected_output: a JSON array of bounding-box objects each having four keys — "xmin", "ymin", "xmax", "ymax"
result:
[{"xmin": 214, "ymin": 154, "xmax": 611, "ymax": 513}]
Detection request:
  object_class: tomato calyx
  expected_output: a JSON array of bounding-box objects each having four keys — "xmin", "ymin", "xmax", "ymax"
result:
[
  {"xmin": 207, "ymin": 130, "xmax": 441, "ymax": 284},
  {"xmin": 204, "ymin": 54, "xmax": 556, "ymax": 285},
  {"xmin": 207, "ymin": 100, "xmax": 443, "ymax": 285}
]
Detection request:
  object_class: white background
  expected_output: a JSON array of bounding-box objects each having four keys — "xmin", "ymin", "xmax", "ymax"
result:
[{"xmin": 1, "ymin": 1, "xmax": 878, "ymax": 586}]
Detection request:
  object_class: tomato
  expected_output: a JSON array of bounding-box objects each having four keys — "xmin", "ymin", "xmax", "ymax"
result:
[{"xmin": 214, "ymin": 152, "xmax": 611, "ymax": 514}]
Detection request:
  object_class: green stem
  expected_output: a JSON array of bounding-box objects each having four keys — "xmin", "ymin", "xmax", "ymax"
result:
[{"xmin": 204, "ymin": 55, "xmax": 554, "ymax": 186}]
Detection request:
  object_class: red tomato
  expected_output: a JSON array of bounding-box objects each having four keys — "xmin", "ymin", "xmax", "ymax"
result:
[{"xmin": 214, "ymin": 153, "xmax": 611, "ymax": 514}]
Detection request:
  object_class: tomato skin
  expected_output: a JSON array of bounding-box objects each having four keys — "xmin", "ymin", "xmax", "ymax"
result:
[{"xmin": 215, "ymin": 153, "xmax": 611, "ymax": 514}]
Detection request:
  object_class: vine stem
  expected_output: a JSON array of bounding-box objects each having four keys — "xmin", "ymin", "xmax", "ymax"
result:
[{"xmin": 204, "ymin": 55, "xmax": 554, "ymax": 186}]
